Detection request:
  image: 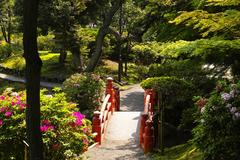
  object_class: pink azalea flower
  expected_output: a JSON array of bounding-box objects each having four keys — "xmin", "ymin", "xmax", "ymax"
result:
[
  {"xmin": 83, "ymin": 127, "xmax": 89, "ymax": 133},
  {"xmin": 73, "ymin": 112, "xmax": 85, "ymax": 120},
  {"xmin": 40, "ymin": 125, "xmax": 49, "ymax": 132},
  {"xmin": 11, "ymin": 101, "xmax": 16, "ymax": 106},
  {"xmin": 5, "ymin": 111, "xmax": 13, "ymax": 117},
  {"xmin": 40, "ymin": 120, "xmax": 54, "ymax": 132},
  {"xmin": 72, "ymin": 112, "xmax": 85, "ymax": 126},
  {"xmin": 40, "ymin": 125, "xmax": 54, "ymax": 132},
  {"xmin": 19, "ymin": 104, "xmax": 26, "ymax": 111},
  {"xmin": 83, "ymin": 138, "xmax": 89, "ymax": 145},
  {"xmin": 0, "ymin": 107, "xmax": 5, "ymax": 113},
  {"xmin": 0, "ymin": 95, "xmax": 5, "ymax": 100},
  {"xmin": 42, "ymin": 119, "xmax": 51, "ymax": 125},
  {"xmin": 0, "ymin": 119, "xmax": 3, "ymax": 126},
  {"xmin": 16, "ymin": 100, "xmax": 22, "ymax": 105}
]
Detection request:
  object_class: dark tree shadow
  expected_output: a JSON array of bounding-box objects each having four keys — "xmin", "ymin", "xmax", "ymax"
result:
[{"xmin": 120, "ymin": 91, "xmax": 144, "ymax": 111}]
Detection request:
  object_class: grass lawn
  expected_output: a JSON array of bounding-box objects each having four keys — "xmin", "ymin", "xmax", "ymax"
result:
[
  {"xmin": 0, "ymin": 51, "xmax": 75, "ymax": 79},
  {"xmin": 151, "ymin": 143, "xmax": 203, "ymax": 160},
  {"xmin": 0, "ymin": 51, "xmax": 143, "ymax": 84}
]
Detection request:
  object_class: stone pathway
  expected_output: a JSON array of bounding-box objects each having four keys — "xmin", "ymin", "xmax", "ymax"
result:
[
  {"xmin": 85, "ymin": 84, "xmax": 150, "ymax": 160},
  {"xmin": 120, "ymin": 84, "xmax": 144, "ymax": 111},
  {"xmin": 0, "ymin": 73, "xmax": 61, "ymax": 88}
]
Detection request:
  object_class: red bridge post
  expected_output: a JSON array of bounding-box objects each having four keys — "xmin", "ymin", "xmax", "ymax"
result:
[
  {"xmin": 106, "ymin": 77, "xmax": 115, "ymax": 114},
  {"xmin": 92, "ymin": 111, "xmax": 102, "ymax": 144},
  {"xmin": 113, "ymin": 85, "xmax": 120, "ymax": 111},
  {"xmin": 140, "ymin": 113, "xmax": 148, "ymax": 148},
  {"xmin": 143, "ymin": 119, "xmax": 154, "ymax": 154}
]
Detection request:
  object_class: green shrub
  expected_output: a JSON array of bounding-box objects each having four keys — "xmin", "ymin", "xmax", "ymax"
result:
[
  {"xmin": 193, "ymin": 80, "xmax": 240, "ymax": 160},
  {"xmin": 63, "ymin": 73, "xmax": 105, "ymax": 118},
  {"xmin": 0, "ymin": 43, "xmax": 12, "ymax": 59},
  {"xmin": 131, "ymin": 42, "xmax": 161, "ymax": 65},
  {"xmin": 141, "ymin": 76, "xmax": 194, "ymax": 98},
  {"xmin": 0, "ymin": 40, "xmax": 23, "ymax": 59},
  {"xmin": 0, "ymin": 88, "xmax": 94, "ymax": 159},
  {"xmin": 37, "ymin": 34, "xmax": 55, "ymax": 51},
  {"xmin": 141, "ymin": 77, "xmax": 195, "ymax": 128},
  {"xmin": 130, "ymin": 65, "xmax": 149, "ymax": 81},
  {"xmin": 148, "ymin": 60, "xmax": 215, "ymax": 94}
]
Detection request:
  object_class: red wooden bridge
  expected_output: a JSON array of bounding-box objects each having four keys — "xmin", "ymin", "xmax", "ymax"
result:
[{"xmin": 86, "ymin": 78, "xmax": 156, "ymax": 159}]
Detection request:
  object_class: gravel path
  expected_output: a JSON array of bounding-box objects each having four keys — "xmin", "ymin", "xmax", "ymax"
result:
[
  {"xmin": 0, "ymin": 73, "xmax": 61, "ymax": 88},
  {"xmin": 85, "ymin": 84, "xmax": 150, "ymax": 160},
  {"xmin": 120, "ymin": 84, "xmax": 144, "ymax": 111}
]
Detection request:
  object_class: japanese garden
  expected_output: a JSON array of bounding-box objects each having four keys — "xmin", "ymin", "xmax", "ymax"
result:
[{"xmin": 0, "ymin": 0, "xmax": 240, "ymax": 159}]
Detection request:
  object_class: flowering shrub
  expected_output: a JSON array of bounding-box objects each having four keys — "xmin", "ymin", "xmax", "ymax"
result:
[
  {"xmin": 63, "ymin": 73, "xmax": 104, "ymax": 118},
  {"xmin": 193, "ymin": 81, "xmax": 240, "ymax": 160},
  {"xmin": 0, "ymin": 89, "xmax": 26, "ymax": 159},
  {"xmin": 0, "ymin": 88, "xmax": 94, "ymax": 159}
]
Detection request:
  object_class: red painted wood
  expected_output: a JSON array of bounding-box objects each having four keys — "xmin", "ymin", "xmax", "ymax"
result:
[
  {"xmin": 140, "ymin": 113, "xmax": 148, "ymax": 147},
  {"xmin": 92, "ymin": 77, "xmax": 120, "ymax": 145},
  {"xmin": 143, "ymin": 120, "xmax": 154, "ymax": 154},
  {"xmin": 92, "ymin": 111, "xmax": 102, "ymax": 144},
  {"xmin": 141, "ymin": 90, "xmax": 156, "ymax": 154}
]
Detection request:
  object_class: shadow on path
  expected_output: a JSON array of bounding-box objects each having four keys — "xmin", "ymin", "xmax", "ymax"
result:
[{"xmin": 120, "ymin": 84, "xmax": 144, "ymax": 111}]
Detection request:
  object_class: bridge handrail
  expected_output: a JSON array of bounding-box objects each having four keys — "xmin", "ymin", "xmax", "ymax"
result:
[
  {"xmin": 92, "ymin": 77, "xmax": 120, "ymax": 145},
  {"xmin": 140, "ymin": 89, "xmax": 156, "ymax": 154}
]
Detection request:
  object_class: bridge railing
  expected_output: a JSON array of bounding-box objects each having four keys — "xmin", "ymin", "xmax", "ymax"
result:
[
  {"xmin": 140, "ymin": 89, "xmax": 156, "ymax": 154},
  {"xmin": 92, "ymin": 77, "xmax": 120, "ymax": 145}
]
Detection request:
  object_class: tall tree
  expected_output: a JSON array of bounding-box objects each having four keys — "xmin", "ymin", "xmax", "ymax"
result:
[
  {"xmin": 86, "ymin": 0, "xmax": 124, "ymax": 72},
  {"xmin": 0, "ymin": 0, "xmax": 14, "ymax": 44},
  {"xmin": 23, "ymin": 0, "xmax": 43, "ymax": 159}
]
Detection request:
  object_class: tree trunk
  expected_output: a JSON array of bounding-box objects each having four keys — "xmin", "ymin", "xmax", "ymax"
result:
[
  {"xmin": 23, "ymin": 0, "xmax": 43, "ymax": 159},
  {"xmin": 1, "ymin": 25, "xmax": 8, "ymax": 43},
  {"xmin": 59, "ymin": 50, "xmax": 67, "ymax": 65},
  {"xmin": 7, "ymin": 6, "xmax": 11, "ymax": 44},
  {"xmin": 86, "ymin": 0, "xmax": 123, "ymax": 72},
  {"xmin": 71, "ymin": 44, "xmax": 82, "ymax": 71},
  {"xmin": 124, "ymin": 34, "xmax": 131, "ymax": 76},
  {"xmin": 118, "ymin": 2, "xmax": 123, "ymax": 82}
]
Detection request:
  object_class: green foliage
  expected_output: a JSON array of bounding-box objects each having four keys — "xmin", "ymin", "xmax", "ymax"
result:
[
  {"xmin": 171, "ymin": 0, "xmax": 240, "ymax": 39},
  {"xmin": 171, "ymin": 10, "xmax": 240, "ymax": 38},
  {"xmin": 148, "ymin": 59, "xmax": 215, "ymax": 93},
  {"xmin": 0, "ymin": 41, "xmax": 22, "ymax": 59},
  {"xmin": 151, "ymin": 143, "xmax": 203, "ymax": 160},
  {"xmin": 207, "ymin": 0, "xmax": 240, "ymax": 6},
  {"xmin": 193, "ymin": 80, "xmax": 240, "ymax": 159},
  {"xmin": 130, "ymin": 65, "xmax": 149, "ymax": 81},
  {"xmin": 141, "ymin": 76, "xmax": 195, "ymax": 127},
  {"xmin": 134, "ymin": 39, "xmax": 240, "ymax": 77},
  {"xmin": 0, "ymin": 89, "xmax": 26, "ymax": 159},
  {"xmin": 40, "ymin": 89, "xmax": 94, "ymax": 159},
  {"xmin": 141, "ymin": 76, "xmax": 194, "ymax": 97},
  {"xmin": 149, "ymin": 60, "xmax": 203, "ymax": 78},
  {"xmin": 0, "ymin": 43, "xmax": 13, "ymax": 59},
  {"xmin": 37, "ymin": 34, "xmax": 55, "ymax": 51},
  {"xmin": 0, "ymin": 81, "xmax": 25, "ymax": 94},
  {"xmin": 131, "ymin": 42, "xmax": 162, "ymax": 65},
  {"xmin": 63, "ymin": 73, "xmax": 105, "ymax": 118},
  {"xmin": 0, "ymin": 88, "xmax": 94, "ymax": 159}
]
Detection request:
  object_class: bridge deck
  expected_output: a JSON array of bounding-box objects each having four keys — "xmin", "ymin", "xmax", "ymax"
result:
[{"xmin": 85, "ymin": 84, "xmax": 150, "ymax": 160}]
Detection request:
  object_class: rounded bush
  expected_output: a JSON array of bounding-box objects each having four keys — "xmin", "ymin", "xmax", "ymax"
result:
[{"xmin": 63, "ymin": 73, "xmax": 105, "ymax": 118}]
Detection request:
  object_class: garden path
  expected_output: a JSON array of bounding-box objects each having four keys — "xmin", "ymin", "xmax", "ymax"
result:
[
  {"xmin": 0, "ymin": 73, "xmax": 61, "ymax": 88},
  {"xmin": 85, "ymin": 84, "xmax": 151, "ymax": 160}
]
